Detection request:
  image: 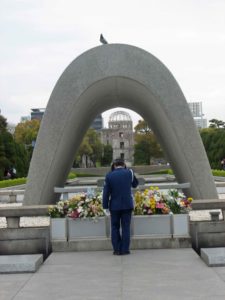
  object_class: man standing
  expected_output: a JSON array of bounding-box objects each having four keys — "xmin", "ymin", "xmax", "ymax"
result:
[{"xmin": 103, "ymin": 158, "xmax": 139, "ymax": 255}]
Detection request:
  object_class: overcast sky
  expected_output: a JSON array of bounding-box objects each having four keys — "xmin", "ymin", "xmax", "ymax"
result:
[{"xmin": 0, "ymin": 0, "xmax": 225, "ymax": 128}]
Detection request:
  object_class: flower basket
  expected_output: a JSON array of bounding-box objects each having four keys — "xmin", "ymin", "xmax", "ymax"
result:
[
  {"xmin": 68, "ymin": 217, "xmax": 107, "ymax": 240},
  {"xmin": 171, "ymin": 214, "xmax": 190, "ymax": 236},
  {"xmin": 132, "ymin": 215, "xmax": 172, "ymax": 236},
  {"xmin": 50, "ymin": 218, "xmax": 67, "ymax": 241}
]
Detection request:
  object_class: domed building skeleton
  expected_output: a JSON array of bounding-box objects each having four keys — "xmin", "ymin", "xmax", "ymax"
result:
[{"xmin": 101, "ymin": 111, "xmax": 134, "ymax": 165}]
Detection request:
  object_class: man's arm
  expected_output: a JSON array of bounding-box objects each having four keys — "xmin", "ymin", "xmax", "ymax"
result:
[
  {"xmin": 102, "ymin": 176, "xmax": 110, "ymax": 209},
  {"xmin": 130, "ymin": 169, "xmax": 139, "ymax": 188}
]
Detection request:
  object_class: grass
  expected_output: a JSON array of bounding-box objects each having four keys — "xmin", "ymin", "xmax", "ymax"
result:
[
  {"xmin": 0, "ymin": 177, "xmax": 27, "ymax": 188},
  {"xmin": 1, "ymin": 168, "xmax": 224, "ymax": 188}
]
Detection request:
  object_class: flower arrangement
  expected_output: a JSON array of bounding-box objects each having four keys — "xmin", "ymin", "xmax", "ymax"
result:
[
  {"xmin": 48, "ymin": 192, "xmax": 104, "ymax": 220},
  {"xmin": 48, "ymin": 187, "xmax": 192, "ymax": 219},
  {"xmin": 67, "ymin": 192, "xmax": 104, "ymax": 220},
  {"xmin": 134, "ymin": 187, "xmax": 192, "ymax": 215},
  {"xmin": 48, "ymin": 200, "xmax": 69, "ymax": 218}
]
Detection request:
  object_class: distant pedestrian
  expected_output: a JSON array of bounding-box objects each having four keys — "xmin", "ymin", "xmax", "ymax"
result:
[
  {"xmin": 4, "ymin": 168, "xmax": 11, "ymax": 179},
  {"xmin": 9, "ymin": 167, "xmax": 17, "ymax": 179},
  {"xmin": 221, "ymin": 158, "xmax": 225, "ymax": 170},
  {"xmin": 103, "ymin": 158, "xmax": 139, "ymax": 255}
]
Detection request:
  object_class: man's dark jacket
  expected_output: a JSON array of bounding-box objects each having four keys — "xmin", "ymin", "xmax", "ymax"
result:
[{"xmin": 103, "ymin": 168, "xmax": 138, "ymax": 211}]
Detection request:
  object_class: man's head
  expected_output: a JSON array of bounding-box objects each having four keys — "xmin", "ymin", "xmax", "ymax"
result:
[{"xmin": 113, "ymin": 158, "xmax": 126, "ymax": 168}]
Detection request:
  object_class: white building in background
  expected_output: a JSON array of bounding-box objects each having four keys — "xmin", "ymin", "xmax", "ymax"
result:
[
  {"xmin": 101, "ymin": 111, "xmax": 134, "ymax": 165},
  {"xmin": 188, "ymin": 102, "xmax": 207, "ymax": 129}
]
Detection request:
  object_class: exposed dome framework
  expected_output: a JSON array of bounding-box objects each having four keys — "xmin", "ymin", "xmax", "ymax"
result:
[{"xmin": 109, "ymin": 111, "xmax": 132, "ymax": 122}]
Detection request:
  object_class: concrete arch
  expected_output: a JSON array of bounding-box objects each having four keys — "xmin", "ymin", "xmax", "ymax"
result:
[{"xmin": 23, "ymin": 44, "xmax": 218, "ymax": 205}]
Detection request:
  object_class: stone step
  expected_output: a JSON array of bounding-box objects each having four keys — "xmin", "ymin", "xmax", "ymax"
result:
[
  {"xmin": 201, "ymin": 247, "xmax": 225, "ymax": 267},
  {"xmin": 0, "ymin": 254, "xmax": 43, "ymax": 273},
  {"xmin": 52, "ymin": 235, "xmax": 191, "ymax": 252}
]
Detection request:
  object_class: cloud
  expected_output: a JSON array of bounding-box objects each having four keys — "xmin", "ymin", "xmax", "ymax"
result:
[{"xmin": 1, "ymin": 0, "xmax": 225, "ymax": 125}]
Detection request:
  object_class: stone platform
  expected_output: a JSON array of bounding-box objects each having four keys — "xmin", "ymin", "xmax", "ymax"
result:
[
  {"xmin": 52, "ymin": 235, "xmax": 191, "ymax": 252},
  {"xmin": 201, "ymin": 247, "xmax": 225, "ymax": 267},
  {"xmin": 0, "ymin": 254, "xmax": 43, "ymax": 274},
  {"xmin": 3, "ymin": 249, "xmax": 225, "ymax": 299}
]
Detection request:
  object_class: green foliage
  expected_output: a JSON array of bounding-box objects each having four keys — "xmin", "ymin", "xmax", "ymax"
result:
[
  {"xmin": 0, "ymin": 177, "xmax": 27, "ymax": 188},
  {"xmin": 145, "ymin": 169, "xmax": 172, "ymax": 175},
  {"xmin": 87, "ymin": 129, "xmax": 103, "ymax": 166},
  {"xmin": 134, "ymin": 120, "xmax": 151, "ymax": 134},
  {"xmin": 67, "ymin": 172, "xmax": 77, "ymax": 179},
  {"xmin": 134, "ymin": 139, "xmax": 151, "ymax": 165},
  {"xmin": 101, "ymin": 144, "xmax": 113, "ymax": 166},
  {"xmin": 133, "ymin": 120, "xmax": 164, "ymax": 165},
  {"xmin": 167, "ymin": 169, "xmax": 174, "ymax": 175},
  {"xmin": 212, "ymin": 169, "xmax": 225, "ymax": 177},
  {"xmin": 0, "ymin": 115, "xmax": 7, "ymax": 133},
  {"xmin": 14, "ymin": 119, "xmax": 40, "ymax": 161},
  {"xmin": 0, "ymin": 115, "xmax": 31, "ymax": 179},
  {"xmin": 209, "ymin": 119, "xmax": 225, "ymax": 128},
  {"xmin": 166, "ymin": 199, "xmax": 181, "ymax": 214},
  {"xmin": 200, "ymin": 128, "xmax": 225, "ymax": 169},
  {"xmin": 74, "ymin": 128, "xmax": 103, "ymax": 167},
  {"xmin": 14, "ymin": 119, "xmax": 40, "ymax": 145}
]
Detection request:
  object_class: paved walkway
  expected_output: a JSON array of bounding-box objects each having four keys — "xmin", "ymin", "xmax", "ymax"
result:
[{"xmin": 2, "ymin": 249, "xmax": 225, "ymax": 299}]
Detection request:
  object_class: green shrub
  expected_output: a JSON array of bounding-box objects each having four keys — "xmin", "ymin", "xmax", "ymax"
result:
[
  {"xmin": 0, "ymin": 177, "xmax": 27, "ymax": 188},
  {"xmin": 67, "ymin": 172, "xmax": 77, "ymax": 179},
  {"xmin": 212, "ymin": 169, "xmax": 225, "ymax": 177}
]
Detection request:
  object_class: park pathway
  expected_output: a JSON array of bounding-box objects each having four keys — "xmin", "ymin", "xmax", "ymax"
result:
[{"xmin": 2, "ymin": 249, "xmax": 225, "ymax": 299}]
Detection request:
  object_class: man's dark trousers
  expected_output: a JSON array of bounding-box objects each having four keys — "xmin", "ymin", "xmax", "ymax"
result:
[{"xmin": 110, "ymin": 209, "xmax": 132, "ymax": 254}]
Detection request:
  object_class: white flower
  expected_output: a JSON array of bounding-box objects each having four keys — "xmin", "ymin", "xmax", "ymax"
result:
[{"xmin": 77, "ymin": 207, "xmax": 83, "ymax": 213}]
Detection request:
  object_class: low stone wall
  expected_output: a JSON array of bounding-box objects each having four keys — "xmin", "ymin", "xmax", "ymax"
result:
[{"xmin": 0, "ymin": 205, "xmax": 51, "ymax": 259}]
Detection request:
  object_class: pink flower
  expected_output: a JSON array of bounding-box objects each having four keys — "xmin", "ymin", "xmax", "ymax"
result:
[
  {"xmin": 69, "ymin": 210, "xmax": 80, "ymax": 219},
  {"xmin": 156, "ymin": 202, "xmax": 164, "ymax": 209}
]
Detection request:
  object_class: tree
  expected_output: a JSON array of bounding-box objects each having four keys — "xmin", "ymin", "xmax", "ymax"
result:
[
  {"xmin": 0, "ymin": 115, "xmax": 30, "ymax": 179},
  {"xmin": 14, "ymin": 119, "xmax": 40, "ymax": 160},
  {"xmin": 200, "ymin": 127, "xmax": 225, "ymax": 169},
  {"xmin": 0, "ymin": 115, "xmax": 7, "ymax": 133},
  {"xmin": 101, "ymin": 144, "xmax": 113, "ymax": 166},
  {"xmin": 86, "ymin": 129, "xmax": 103, "ymax": 167},
  {"xmin": 134, "ymin": 139, "xmax": 152, "ymax": 165},
  {"xmin": 209, "ymin": 119, "xmax": 225, "ymax": 128},
  {"xmin": 14, "ymin": 119, "xmax": 40, "ymax": 145},
  {"xmin": 74, "ymin": 128, "xmax": 103, "ymax": 167},
  {"xmin": 134, "ymin": 120, "xmax": 151, "ymax": 134},
  {"xmin": 133, "ymin": 120, "xmax": 164, "ymax": 165}
]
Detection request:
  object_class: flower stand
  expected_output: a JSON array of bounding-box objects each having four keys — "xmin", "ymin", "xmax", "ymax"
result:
[
  {"xmin": 50, "ymin": 218, "xmax": 68, "ymax": 241},
  {"xmin": 132, "ymin": 215, "xmax": 172, "ymax": 236},
  {"xmin": 171, "ymin": 214, "xmax": 190, "ymax": 236},
  {"xmin": 68, "ymin": 217, "xmax": 107, "ymax": 240}
]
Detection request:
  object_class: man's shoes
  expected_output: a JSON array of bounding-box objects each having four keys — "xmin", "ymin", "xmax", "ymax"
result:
[
  {"xmin": 113, "ymin": 251, "xmax": 131, "ymax": 255},
  {"xmin": 120, "ymin": 251, "xmax": 130, "ymax": 255}
]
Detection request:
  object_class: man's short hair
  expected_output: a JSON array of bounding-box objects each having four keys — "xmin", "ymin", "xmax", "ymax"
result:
[{"xmin": 113, "ymin": 158, "xmax": 125, "ymax": 167}]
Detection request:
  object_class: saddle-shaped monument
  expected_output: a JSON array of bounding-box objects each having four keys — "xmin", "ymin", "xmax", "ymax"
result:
[{"xmin": 23, "ymin": 44, "xmax": 218, "ymax": 205}]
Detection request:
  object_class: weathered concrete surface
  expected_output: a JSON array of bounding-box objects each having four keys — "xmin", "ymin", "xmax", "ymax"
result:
[
  {"xmin": 190, "ymin": 220, "xmax": 225, "ymax": 253},
  {"xmin": 52, "ymin": 236, "xmax": 191, "ymax": 252},
  {"xmin": 201, "ymin": 248, "xmax": 225, "ymax": 267},
  {"xmin": 24, "ymin": 44, "xmax": 217, "ymax": 205},
  {"xmin": 0, "ymin": 254, "xmax": 43, "ymax": 274},
  {"xmin": 3, "ymin": 249, "xmax": 225, "ymax": 299},
  {"xmin": 0, "ymin": 228, "xmax": 51, "ymax": 259}
]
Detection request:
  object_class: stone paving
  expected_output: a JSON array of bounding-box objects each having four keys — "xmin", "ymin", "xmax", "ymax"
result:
[{"xmin": 2, "ymin": 249, "xmax": 225, "ymax": 299}]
